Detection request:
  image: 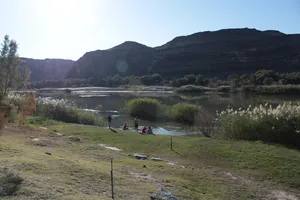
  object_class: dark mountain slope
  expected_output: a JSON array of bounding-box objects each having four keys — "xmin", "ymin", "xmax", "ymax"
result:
[
  {"xmin": 67, "ymin": 41, "xmax": 154, "ymax": 78},
  {"xmin": 67, "ymin": 28, "xmax": 300, "ymax": 79},
  {"xmin": 21, "ymin": 58, "xmax": 74, "ymax": 81}
]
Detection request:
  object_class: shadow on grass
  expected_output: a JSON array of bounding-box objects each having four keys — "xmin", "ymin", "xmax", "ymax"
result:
[
  {"xmin": 171, "ymin": 149, "xmax": 184, "ymax": 157},
  {"xmin": 109, "ymin": 128, "xmax": 118, "ymax": 133}
]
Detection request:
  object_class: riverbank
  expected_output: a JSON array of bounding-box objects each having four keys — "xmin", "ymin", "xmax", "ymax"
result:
[{"xmin": 0, "ymin": 120, "xmax": 299, "ymax": 199}]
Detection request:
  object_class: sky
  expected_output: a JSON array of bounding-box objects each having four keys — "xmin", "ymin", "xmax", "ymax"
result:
[{"xmin": 0, "ymin": 0, "xmax": 299, "ymax": 60}]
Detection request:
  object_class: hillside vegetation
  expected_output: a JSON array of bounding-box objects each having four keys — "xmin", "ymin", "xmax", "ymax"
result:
[{"xmin": 67, "ymin": 28, "xmax": 300, "ymax": 80}]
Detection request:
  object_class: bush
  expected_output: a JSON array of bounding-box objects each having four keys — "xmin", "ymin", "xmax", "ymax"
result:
[
  {"xmin": 0, "ymin": 168, "xmax": 23, "ymax": 196},
  {"xmin": 176, "ymin": 85, "xmax": 208, "ymax": 94},
  {"xmin": 194, "ymin": 108, "xmax": 217, "ymax": 137},
  {"xmin": 35, "ymin": 98, "xmax": 104, "ymax": 126},
  {"xmin": 216, "ymin": 86, "xmax": 231, "ymax": 93},
  {"xmin": 170, "ymin": 103, "xmax": 201, "ymax": 124},
  {"xmin": 217, "ymin": 102, "xmax": 300, "ymax": 147},
  {"xmin": 254, "ymin": 85, "xmax": 300, "ymax": 94},
  {"xmin": 0, "ymin": 103, "xmax": 11, "ymax": 132},
  {"xmin": 127, "ymin": 98, "xmax": 161, "ymax": 120}
]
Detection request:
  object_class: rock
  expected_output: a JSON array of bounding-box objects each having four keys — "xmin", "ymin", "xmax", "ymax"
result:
[
  {"xmin": 45, "ymin": 152, "xmax": 52, "ymax": 155},
  {"xmin": 32, "ymin": 138, "xmax": 40, "ymax": 142},
  {"xmin": 30, "ymin": 136, "xmax": 34, "ymax": 139},
  {"xmin": 180, "ymin": 166, "xmax": 186, "ymax": 169},
  {"xmin": 150, "ymin": 188, "xmax": 179, "ymax": 200},
  {"xmin": 68, "ymin": 136, "xmax": 81, "ymax": 142},
  {"xmin": 134, "ymin": 153, "xmax": 147, "ymax": 160},
  {"xmin": 55, "ymin": 132, "xmax": 63, "ymax": 136},
  {"xmin": 151, "ymin": 157, "xmax": 163, "ymax": 162},
  {"xmin": 167, "ymin": 162, "xmax": 175, "ymax": 165}
]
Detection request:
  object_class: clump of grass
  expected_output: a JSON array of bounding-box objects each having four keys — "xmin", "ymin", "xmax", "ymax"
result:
[
  {"xmin": 217, "ymin": 102, "xmax": 300, "ymax": 147},
  {"xmin": 170, "ymin": 103, "xmax": 201, "ymax": 124},
  {"xmin": 0, "ymin": 168, "xmax": 23, "ymax": 196},
  {"xmin": 35, "ymin": 98, "xmax": 104, "ymax": 126},
  {"xmin": 127, "ymin": 98, "xmax": 161, "ymax": 120},
  {"xmin": 176, "ymin": 85, "xmax": 209, "ymax": 94}
]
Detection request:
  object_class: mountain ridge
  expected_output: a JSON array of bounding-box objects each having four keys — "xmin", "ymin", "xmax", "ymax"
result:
[{"xmin": 22, "ymin": 28, "xmax": 300, "ymax": 81}]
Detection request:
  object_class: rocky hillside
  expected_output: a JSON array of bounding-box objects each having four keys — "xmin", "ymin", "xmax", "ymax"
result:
[
  {"xmin": 67, "ymin": 28, "xmax": 300, "ymax": 79},
  {"xmin": 21, "ymin": 58, "xmax": 74, "ymax": 81}
]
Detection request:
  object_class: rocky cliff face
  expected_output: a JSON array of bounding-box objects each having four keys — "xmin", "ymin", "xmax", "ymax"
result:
[{"xmin": 67, "ymin": 28, "xmax": 300, "ymax": 79}]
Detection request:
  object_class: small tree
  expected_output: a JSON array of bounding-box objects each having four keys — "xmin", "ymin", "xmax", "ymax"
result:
[{"xmin": 0, "ymin": 35, "xmax": 28, "ymax": 103}]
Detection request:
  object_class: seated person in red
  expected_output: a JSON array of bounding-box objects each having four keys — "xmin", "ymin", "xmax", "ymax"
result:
[
  {"xmin": 122, "ymin": 123, "xmax": 129, "ymax": 130},
  {"xmin": 141, "ymin": 126, "xmax": 147, "ymax": 134}
]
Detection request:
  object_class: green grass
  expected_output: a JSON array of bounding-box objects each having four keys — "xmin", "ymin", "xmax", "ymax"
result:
[
  {"xmin": 49, "ymin": 124, "xmax": 300, "ymax": 188},
  {"xmin": 0, "ymin": 120, "xmax": 300, "ymax": 199}
]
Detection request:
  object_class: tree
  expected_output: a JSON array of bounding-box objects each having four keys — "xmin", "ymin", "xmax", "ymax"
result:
[
  {"xmin": 195, "ymin": 74, "xmax": 204, "ymax": 85},
  {"xmin": 184, "ymin": 74, "xmax": 196, "ymax": 85},
  {"xmin": 0, "ymin": 35, "xmax": 28, "ymax": 102},
  {"xmin": 263, "ymin": 77, "xmax": 274, "ymax": 85},
  {"xmin": 152, "ymin": 73, "xmax": 162, "ymax": 84}
]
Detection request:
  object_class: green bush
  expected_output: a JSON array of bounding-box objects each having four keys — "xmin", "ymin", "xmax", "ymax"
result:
[
  {"xmin": 127, "ymin": 98, "xmax": 161, "ymax": 120},
  {"xmin": 256, "ymin": 85, "xmax": 300, "ymax": 94},
  {"xmin": 216, "ymin": 86, "xmax": 231, "ymax": 93},
  {"xmin": 176, "ymin": 85, "xmax": 209, "ymax": 94},
  {"xmin": 35, "ymin": 98, "xmax": 104, "ymax": 126},
  {"xmin": 217, "ymin": 102, "xmax": 300, "ymax": 147},
  {"xmin": 170, "ymin": 103, "xmax": 201, "ymax": 124},
  {"xmin": 0, "ymin": 169, "xmax": 23, "ymax": 196}
]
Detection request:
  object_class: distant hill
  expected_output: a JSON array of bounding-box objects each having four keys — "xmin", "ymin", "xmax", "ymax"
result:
[
  {"xmin": 21, "ymin": 58, "xmax": 74, "ymax": 81},
  {"xmin": 66, "ymin": 28, "xmax": 300, "ymax": 79}
]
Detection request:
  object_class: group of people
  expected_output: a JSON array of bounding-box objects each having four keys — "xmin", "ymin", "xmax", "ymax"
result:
[{"xmin": 107, "ymin": 115, "xmax": 153, "ymax": 134}]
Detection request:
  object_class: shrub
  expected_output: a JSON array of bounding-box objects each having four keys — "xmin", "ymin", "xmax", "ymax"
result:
[
  {"xmin": 0, "ymin": 168, "xmax": 23, "ymax": 196},
  {"xmin": 217, "ymin": 102, "xmax": 300, "ymax": 147},
  {"xmin": 35, "ymin": 98, "xmax": 104, "ymax": 126},
  {"xmin": 0, "ymin": 103, "xmax": 11, "ymax": 132},
  {"xmin": 216, "ymin": 86, "xmax": 231, "ymax": 93},
  {"xmin": 255, "ymin": 85, "xmax": 300, "ymax": 94},
  {"xmin": 194, "ymin": 108, "xmax": 217, "ymax": 137},
  {"xmin": 170, "ymin": 103, "xmax": 201, "ymax": 124},
  {"xmin": 176, "ymin": 85, "xmax": 207, "ymax": 94},
  {"xmin": 127, "ymin": 98, "xmax": 161, "ymax": 120}
]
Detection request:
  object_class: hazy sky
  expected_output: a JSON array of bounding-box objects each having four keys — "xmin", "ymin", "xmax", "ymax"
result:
[{"xmin": 0, "ymin": 0, "xmax": 299, "ymax": 60}]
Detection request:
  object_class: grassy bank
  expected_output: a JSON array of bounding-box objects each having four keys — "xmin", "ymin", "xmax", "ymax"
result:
[{"xmin": 0, "ymin": 121, "xmax": 299, "ymax": 199}]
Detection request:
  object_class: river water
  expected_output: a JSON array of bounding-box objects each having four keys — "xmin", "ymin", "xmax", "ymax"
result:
[{"xmin": 36, "ymin": 87, "xmax": 300, "ymax": 136}]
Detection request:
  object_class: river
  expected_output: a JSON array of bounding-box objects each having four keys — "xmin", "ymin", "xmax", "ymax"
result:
[{"xmin": 36, "ymin": 87, "xmax": 300, "ymax": 136}]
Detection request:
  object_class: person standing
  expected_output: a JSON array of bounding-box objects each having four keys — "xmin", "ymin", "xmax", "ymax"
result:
[
  {"xmin": 134, "ymin": 118, "xmax": 139, "ymax": 131},
  {"xmin": 107, "ymin": 114, "xmax": 112, "ymax": 128}
]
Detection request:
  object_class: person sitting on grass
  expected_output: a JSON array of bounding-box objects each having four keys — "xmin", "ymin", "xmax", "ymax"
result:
[
  {"xmin": 122, "ymin": 123, "xmax": 129, "ymax": 130},
  {"xmin": 141, "ymin": 126, "xmax": 147, "ymax": 134},
  {"xmin": 147, "ymin": 126, "xmax": 153, "ymax": 134}
]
